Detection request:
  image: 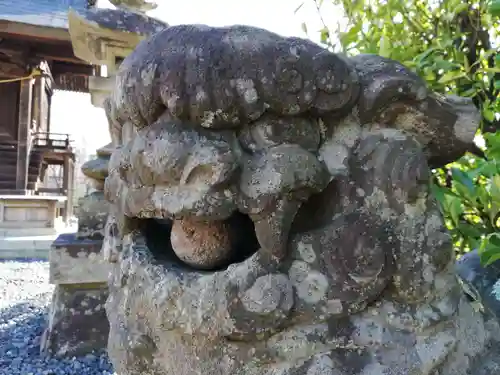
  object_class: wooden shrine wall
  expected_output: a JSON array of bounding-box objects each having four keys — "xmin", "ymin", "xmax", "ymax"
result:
[{"xmin": 0, "ymin": 80, "xmax": 20, "ymax": 141}]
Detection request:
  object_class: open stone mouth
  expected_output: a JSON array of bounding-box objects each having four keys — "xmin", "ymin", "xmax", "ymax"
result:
[
  {"xmin": 133, "ymin": 175, "xmax": 340, "ymax": 273},
  {"xmin": 140, "ymin": 212, "xmax": 261, "ymax": 272}
]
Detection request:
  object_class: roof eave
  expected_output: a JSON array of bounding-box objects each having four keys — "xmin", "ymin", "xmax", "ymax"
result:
[{"xmin": 0, "ymin": 19, "xmax": 71, "ymax": 42}]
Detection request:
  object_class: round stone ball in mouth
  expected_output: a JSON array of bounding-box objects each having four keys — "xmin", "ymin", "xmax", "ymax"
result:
[{"xmin": 170, "ymin": 217, "xmax": 233, "ymax": 270}]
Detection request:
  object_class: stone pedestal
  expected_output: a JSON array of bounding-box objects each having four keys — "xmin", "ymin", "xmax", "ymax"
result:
[
  {"xmin": 41, "ymin": 150, "xmax": 111, "ymax": 357},
  {"xmin": 40, "ymin": 234, "xmax": 109, "ymax": 357}
]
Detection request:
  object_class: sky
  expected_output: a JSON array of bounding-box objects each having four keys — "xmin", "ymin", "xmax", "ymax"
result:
[{"xmin": 50, "ymin": 0, "xmax": 339, "ymax": 156}]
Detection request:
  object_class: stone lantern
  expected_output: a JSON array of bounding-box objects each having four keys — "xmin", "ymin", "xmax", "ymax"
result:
[{"xmin": 40, "ymin": 1, "xmax": 167, "ymax": 357}]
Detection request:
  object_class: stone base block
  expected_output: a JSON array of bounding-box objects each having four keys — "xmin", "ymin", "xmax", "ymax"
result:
[
  {"xmin": 49, "ymin": 233, "xmax": 109, "ymax": 284},
  {"xmin": 41, "ymin": 283, "xmax": 109, "ymax": 357}
]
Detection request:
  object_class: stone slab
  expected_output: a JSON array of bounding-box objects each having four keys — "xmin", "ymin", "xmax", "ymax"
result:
[
  {"xmin": 0, "ymin": 247, "xmax": 51, "ymax": 260},
  {"xmin": 0, "ymin": 222, "xmax": 78, "ymax": 260},
  {"xmin": 0, "ymin": 236, "xmax": 59, "ymax": 259},
  {"xmin": 0, "ymin": 194, "xmax": 67, "ymax": 201},
  {"xmin": 40, "ymin": 284, "xmax": 109, "ymax": 357},
  {"xmin": 0, "ymin": 227, "xmax": 58, "ymax": 237},
  {"xmin": 49, "ymin": 233, "xmax": 109, "ymax": 284}
]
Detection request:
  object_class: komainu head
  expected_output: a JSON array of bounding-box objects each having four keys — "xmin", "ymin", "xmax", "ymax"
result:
[{"xmin": 104, "ymin": 24, "xmax": 479, "ymax": 272}]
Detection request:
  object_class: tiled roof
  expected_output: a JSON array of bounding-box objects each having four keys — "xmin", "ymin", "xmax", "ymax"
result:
[{"xmin": 0, "ymin": 0, "xmax": 90, "ymax": 30}]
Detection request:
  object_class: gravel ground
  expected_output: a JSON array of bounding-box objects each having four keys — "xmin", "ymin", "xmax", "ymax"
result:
[{"xmin": 0, "ymin": 259, "xmax": 115, "ymax": 375}]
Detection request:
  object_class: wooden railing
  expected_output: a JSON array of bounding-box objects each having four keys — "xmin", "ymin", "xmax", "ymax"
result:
[{"xmin": 32, "ymin": 132, "xmax": 73, "ymax": 150}]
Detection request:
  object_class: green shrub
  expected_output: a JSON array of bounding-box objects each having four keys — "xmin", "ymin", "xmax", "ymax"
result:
[
  {"xmin": 299, "ymin": 0, "xmax": 500, "ymax": 264},
  {"xmin": 432, "ymin": 134, "xmax": 500, "ymax": 264}
]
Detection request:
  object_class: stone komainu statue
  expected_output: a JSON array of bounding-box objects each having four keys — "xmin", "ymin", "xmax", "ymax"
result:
[{"xmin": 101, "ymin": 24, "xmax": 499, "ymax": 375}]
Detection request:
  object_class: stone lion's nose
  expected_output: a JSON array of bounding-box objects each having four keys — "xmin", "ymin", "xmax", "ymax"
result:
[{"xmin": 237, "ymin": 143, "xmax": 330, "ymax": 259}]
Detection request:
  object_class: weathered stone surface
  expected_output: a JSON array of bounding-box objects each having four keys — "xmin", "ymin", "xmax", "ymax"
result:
[
  {"xmin": 109, "ymin": 0, "xmax": 158, "ymax": 13},
  {"xmin": 76, "ymin": 191, "xmax": 110, "ymax": 240},
  {"xmin": 71, "ymin": 7, "xmax": 166, "ymax": 36},
  {"xmin": 101, "ymin": 24, "xmax": 498, "ymax": 375},
  {"xmin": 49, "ymin": 234, "xmax": 110, "ymax": 285},
  {"xmin": 108, "ymin": 24, "xmax": 359, "ymax": 132},
  {"xmin": 96, "ymin": 142, "xmax": 115, "ymax": 158},
  {"xmin": 40, "ymin": 284, "xmax": 109, "ymax": 358},
  {"xmin": 456, "ymin": 249, "xmax": 500, "ymax": 319},
  {"xmin": 469, "ymin": 343, "xmax": 500, "ymax": 375},
  {"xmin": 81, "ymin": 157, "xmax": 109, "ymax": 182}
]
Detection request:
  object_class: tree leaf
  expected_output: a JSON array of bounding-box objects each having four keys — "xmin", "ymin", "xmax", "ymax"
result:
[
  {"xmin": 457, "ymin": 223, "xmax": 483, "ymax": 239},
  {"xmin": 319, "ymin": 27, "xmax": 330, "ymax": 44},
  {"xmin": 454, "ymin": 3, "xmax": 469, "ymax": 14},
  {"xmin": 340, "ymin": 22, "xmax": 362, "ymax": 47},
  {"xmin": 482, "ymin": 107, "xmax": 496, "ymax": 122},
  {"xmin": 478, "ymin": 233, "xmax": 500, "ymax": 266},
  {"xmin": 438, "ymin": 71, "xmax": 467, "ymax": 84},
  {"xmin": 379, "ymin": 35, "xmax": 391, "ymax": 58},
  {"xmin": 451, "ymin": 168, "xmax": 476, "ymax": 197},
  {"xmin": 430, "ymin": 182, "xmax": 446, "ymax": 204},
  {"xmin": 480, "ymin": 245, "xmax": 500, "ymax": 266},
  {"xmin": 477, "ymin": 186, "xmax": 491, "ymax": 208},
  {"xmin": 301, "ymin": 22, "xmax": 308, "ymax": 35},
  {"xmin": 294, "ymin": 2, "xmax": 304, "ymax": 13},
  {"xmin": 490, "ymin": 175, "xmax": 500, "ymax": 204},
  {"xmin": 445, "ymin": 194, "xmax": 464, "ymax": 226}
]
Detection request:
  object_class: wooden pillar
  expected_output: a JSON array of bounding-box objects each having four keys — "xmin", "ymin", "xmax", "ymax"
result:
[
  {"xmin": 16, "ymin": 78, "xmax": 34, "ymax": 191},
  {"xmin": 33, "ymin": 76, "xmax": 42, "ymax": 133},
  {"xmin": 39, "ymin": 73, "xmax": 52, "ymax": 135},
  {"xmin": 63, "ymin": 156, "xmax": 74, "ymax": 224},
  {"xmin": 32, "ymin": 77, "xmax": 41, "ymax": 132}
]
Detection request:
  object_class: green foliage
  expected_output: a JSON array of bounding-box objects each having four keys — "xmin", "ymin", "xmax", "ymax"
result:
[
  {"xmin": 298, "ymin": 0, "xmax": 500, "ymax": 264},
  {"xmin": 432, "ymin": 135, "xmax": 500, "ymax": 264}
]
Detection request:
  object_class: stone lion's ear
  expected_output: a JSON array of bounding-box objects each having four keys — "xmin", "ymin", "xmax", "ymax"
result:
[{"xmin": 350, "ymin": 54, "xmax": 428, "ymax": 124}]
